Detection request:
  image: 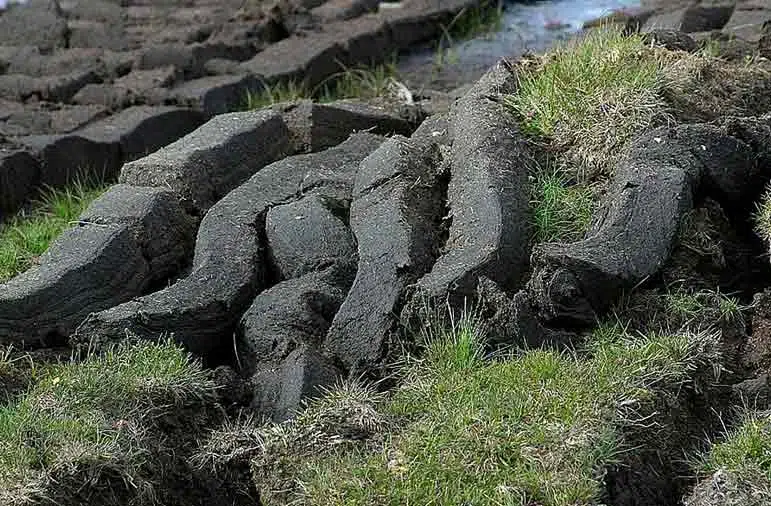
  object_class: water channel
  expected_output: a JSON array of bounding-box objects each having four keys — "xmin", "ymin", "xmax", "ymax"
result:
[{"xmin": 397, "ymin": 0, "xmax": 641, "ymax": 91}]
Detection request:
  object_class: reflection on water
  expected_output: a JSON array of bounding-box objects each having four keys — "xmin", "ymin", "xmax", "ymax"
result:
[
  {"xmin": 397, "ymin": 0, "xmax": 640, "ymax": 91},
  {"xmin": 0, "ymin": 0, "xmax": 28, "ymax": 9}
]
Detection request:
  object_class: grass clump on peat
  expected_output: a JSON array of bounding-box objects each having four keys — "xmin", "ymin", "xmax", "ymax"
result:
[
  {"xmin": 753, "ymin": 186, "xmax": 771, "ymax": 250},
  {"xmin": 661, "ymin": 289, "xmax": 745, "ymax": 327},
  {"xmin": 0, "ymin": 340, "xmax": 216, "ymax": 506},
  {"xmin": 701, "ymin": 411, "xmax": 771, "ymax": 478},
  {"xmin": 663, "ymin": 50, "xmax": 771, "ymax": 123},
  {"xmin": 209, "ymin": 314, "xmax": 720, "ymax": 506},
  {"xmin": 507, "ymin": 25, "xmax": 671, "ymax": 242},
  {"xmin": 0, "ymin": 182, "xmax": 107, "ymax": 283}
]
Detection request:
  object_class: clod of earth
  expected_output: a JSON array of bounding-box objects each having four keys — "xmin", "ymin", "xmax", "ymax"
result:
[
  {"xmin": 265, "ymin": 193, "xmax": 357, "ymax": 280},
  {"xmin": 241, "ymin": 263, "xmax": 354, "ymax": 421},
  {"xmin": 324, "ymin": 133, "xmax": 446, "ymax": 374}
]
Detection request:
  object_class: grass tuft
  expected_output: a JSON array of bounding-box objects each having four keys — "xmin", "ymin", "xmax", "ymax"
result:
[
  {"xmin": 663, "ymin": 51, "xmax": 771, "ymax": 123},
  {"xmin": 511, "ymin": 26, "xmax": 771, "ymax": 245},
  {"xmin": 688, "ymin": 411, "xmax": 771, "ymax": 505},
  {"xmin": 245, "ymin": 80, "xmax": 308, "ymax": 110},
  {"xmin": 210, "ymin": 379, "xmax": 388, "ymax": 506},
  {"xmin": 411, "ymin": 305, "xmax": 487, "ymax": 373},
  {"xmin": 0, "ymin": 182, "xmax": 107, "ymax": 283},
  {"xmin": 754, "ymin": 184, "xmax": 771, "ymax": 249},
  {"xmin": 530, "ymin": 165, "xmax": 597, "ymax": 243},
  {"xmin": 698, "ymin": 39, "xmax": 722, "ymax": 59},
  {"xmin": 612, "ymin": 286, "xmax": 747, "ymax": 344},
  {"xmin": 507, "ymin": 25, "xmax": 670, "ymax": 181},
  {"xmin": 702, "ymin": 412, "xmax": 771, "ymax": 477},
  {"xmin": 317, "ymin": 64, "xmax": 399, "ymax": 103},
  {"xmin": 662, "ymin": 289, "xmax": 745, "ymax": 327}
]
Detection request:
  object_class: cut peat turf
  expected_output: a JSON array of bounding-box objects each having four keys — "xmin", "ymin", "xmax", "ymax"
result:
[{"xmin": 0, "ymin": 339, "xmax": 247, "ymax": 506}]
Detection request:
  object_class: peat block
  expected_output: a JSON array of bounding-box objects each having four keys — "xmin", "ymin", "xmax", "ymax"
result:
[
  {"xmin": 72, "ymin": 133, "xmax": 385, "ymax": 358},
  {"xmin": 0, "ymin": 184, "xmax": 194, "ymax": 346},
  {"xmin": 324, "ymin": 134, "xmax": 445, "ymax": 373}
]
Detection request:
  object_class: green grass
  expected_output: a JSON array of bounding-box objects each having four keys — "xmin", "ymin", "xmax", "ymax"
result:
[
  {"xmin": 247, "ymin": 316, "xmax": 718, "ymax": 506},
  {"xmin": 662, "ymin": 289, "xmax": 744, "ymax": 326},
  {"xmin": 244, "ymin": 62, "xmax": 399, "ymax": 110},
  {"xmin": 507, "ymin": 25, "xmax": 674, "ymax": 243},
  {"xmin": 0, "ymin": 340, "xmax": 215, "ymax": 505},
  {"xmin": 319, "ymin": 64, "xmax": 399, "ymax": 103},
  {"xmin": 530, "ymin": 165, "xmax": 597, "ymax": 243},
  {"xmin": 0, "ymin": 182, "xmax": 106, "ymax": 283},
  {"xmin": 698, "ymin": 38, "xmax": 722, "ymax": 59},
  {"xmin": 702, "ymin": 412, "xmax": 771, "ymax": 476},
  {"xmin": 506, "ymin": 25, "xmax": 670, "ymax": 181},
  {"xmin": 754, "ymin": 185, "xmax": 771, "ymax": 248},
  {"xmin": 607, "ymin": 287, "xmax": 748, "ymax": 367},
  {"xmin": 245, "ymin": 80, "xmax": 308, "ymax": 109},
  {"xmin": 687, "ymin": 411, "xmax": 771, "ymax": 503},
  {"xmin": 511, "ymin": 25, "xmax": 771, "ymax": 244}
]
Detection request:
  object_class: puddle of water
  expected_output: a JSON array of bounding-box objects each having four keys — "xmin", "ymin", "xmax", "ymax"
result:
[{"xmin": 397, "ymin": 0, "xmax": 641, "ymax": 92}]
